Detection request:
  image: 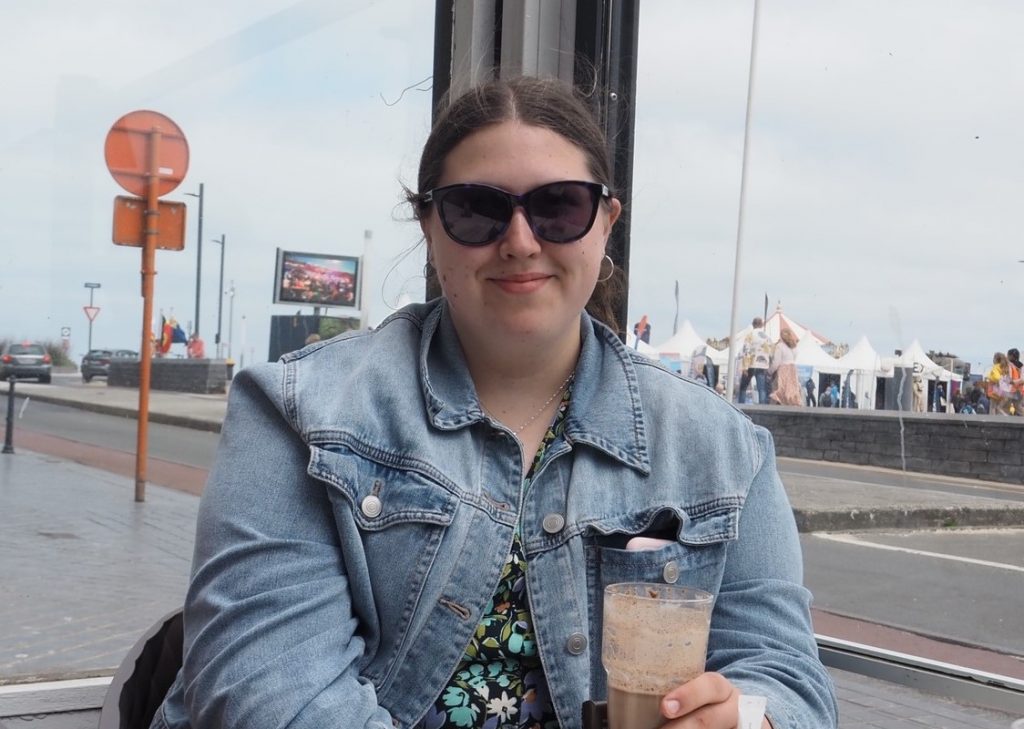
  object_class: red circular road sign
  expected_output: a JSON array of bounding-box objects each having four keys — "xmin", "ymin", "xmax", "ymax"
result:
[{"xmin": 104, "ymin": 110, "xmax": 189, "ymax": 197}]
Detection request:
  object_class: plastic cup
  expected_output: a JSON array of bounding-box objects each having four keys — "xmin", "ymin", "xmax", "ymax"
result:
[{"xmin": 602, "ymin": 583, "xmax": 714, "ymax": 729}]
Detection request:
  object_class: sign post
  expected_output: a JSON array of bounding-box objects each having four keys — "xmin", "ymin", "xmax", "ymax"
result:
[
  {"xmin": 104, "ymin": 110, "xmax": 189, "ymax": 502},
  {"xmin": 83, "ymin": 282, "xmax": 101, "ymax": 351}
]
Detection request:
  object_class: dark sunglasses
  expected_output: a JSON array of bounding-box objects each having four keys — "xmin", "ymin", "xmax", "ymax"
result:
[{"xmin": 423, "ymin": 180, "xmax": 610, "ymax": 246}]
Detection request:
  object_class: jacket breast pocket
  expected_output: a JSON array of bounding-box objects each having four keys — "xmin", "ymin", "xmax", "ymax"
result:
[
  {"xmin": 583, "ymin": 504, "xmax": 739, "ymax": 605},
  {"xmin": 308, "ymin": 445, "xmax": 459, "ymax": 681}
]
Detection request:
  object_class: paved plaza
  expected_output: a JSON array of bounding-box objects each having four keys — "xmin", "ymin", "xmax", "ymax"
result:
[{"xmin": 0, "ymin": 452, "xmax": 196, "ymax": 682}]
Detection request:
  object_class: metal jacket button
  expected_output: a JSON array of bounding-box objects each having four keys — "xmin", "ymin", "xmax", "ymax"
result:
[
  {"xmin": 361, "ymin": 495, "xmax": 383, "ymax": 518},
  {"xmin": 662, "ymin": 560, "xmax": 680, "ymax": 584},
  {"xmin": 542, "ymin": 513, "xmax": 566, "ymax": 534},
  {"xmin": 566, "ymin": 632, "xmax": 587, "ymax": 655}
]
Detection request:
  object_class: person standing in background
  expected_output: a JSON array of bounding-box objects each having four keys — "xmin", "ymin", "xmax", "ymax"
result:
[
  {"xmin": 738, "ymin": 317, "xmax": 772, "ymax": 404},
  {"xmin": 768, "ymin": 328, "xmax": 802, "ymax": 405}
]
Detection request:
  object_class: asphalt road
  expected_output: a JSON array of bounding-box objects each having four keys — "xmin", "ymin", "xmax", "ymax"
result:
[
  {"xmin": 10, "ymin": 395, "xmax": 1024, "ymax": 672},
  {"xmin": 802, "ymin": 529, "xmax": 1024, "ymax": 658},
  {"xmin": 11, "ymin": 396, "xmax": 220, "ymax": 469}
]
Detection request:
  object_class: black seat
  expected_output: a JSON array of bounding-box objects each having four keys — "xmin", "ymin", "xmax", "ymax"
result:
[{"xmin": 99, "ymin": 607, "xmax": 184, "ymax": 729}]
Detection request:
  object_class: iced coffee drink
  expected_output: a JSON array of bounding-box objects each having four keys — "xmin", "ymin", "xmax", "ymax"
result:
[{"xmin": 602, "ymin": 583, "xmax": 714, "ymax": 729}]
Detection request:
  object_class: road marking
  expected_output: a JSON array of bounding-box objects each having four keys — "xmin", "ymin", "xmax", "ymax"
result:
[
  {"xmin": 811, "ymin": 533, "xmax": 1024, "ymax": 573},
  {"xmin": 783, "ymin": 471, "xmax": 1024, "ymax": 498}
]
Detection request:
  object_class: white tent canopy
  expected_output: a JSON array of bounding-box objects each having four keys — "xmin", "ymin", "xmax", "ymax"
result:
[
  {"xmin": 793, "ymin": 336, "xmax": 844, "ymax": 372},
  {"xmin": 654, "ymin": 320, "xmax": 707, "ymax": 359},
  {"xmin": 730, "ymin": 305, "xmax": 830, "ymax": 348},
  {"xmin": 831, "ymin": 336, "xmax": 885, "ymax": 409},
  {"xmin": 836, "ymin": 335, "xmax": 882, "ymax": 373},
  {"xmin": 894, "ymin": 340, "xmax": 961, "ymax": 381}
]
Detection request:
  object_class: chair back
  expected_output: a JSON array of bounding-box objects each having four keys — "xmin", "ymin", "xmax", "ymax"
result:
[{"xmin": 99, "ymin": 607, "xmax": 184, "ymax": 729}]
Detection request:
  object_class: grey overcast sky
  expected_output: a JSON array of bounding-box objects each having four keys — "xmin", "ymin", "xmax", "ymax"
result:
[{"xmin": 2, "ymin": 0, "xmax": 1021, "ymax": 374}]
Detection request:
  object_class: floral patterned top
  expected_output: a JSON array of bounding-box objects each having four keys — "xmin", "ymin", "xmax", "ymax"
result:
[{"xmin": 417, "ymin": 385, "xmax": 572, "ymax": 729}]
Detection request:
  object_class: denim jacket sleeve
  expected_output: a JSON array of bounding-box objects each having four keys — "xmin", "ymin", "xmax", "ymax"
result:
[
  {"xmin": 178, "ymin": 365, "xmax": 394, "ymax": 729},
  {"xmin": 707, "ymin": 426, "xmax": 838, "ymax": 728}
]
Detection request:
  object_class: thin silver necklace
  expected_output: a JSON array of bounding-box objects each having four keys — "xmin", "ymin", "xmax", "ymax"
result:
[{"xmin": 483, "ymin": 371, "xmax": 574, "ymax": 435}]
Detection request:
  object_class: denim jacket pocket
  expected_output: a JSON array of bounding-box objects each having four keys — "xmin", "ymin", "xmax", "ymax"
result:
[
  {"xmin": 307, "ymin": 444, "xmax": 459, "ymax": 684},
  {"xmin": 584, "ymin": 501, "xmax": 739, "ymax": 590}
]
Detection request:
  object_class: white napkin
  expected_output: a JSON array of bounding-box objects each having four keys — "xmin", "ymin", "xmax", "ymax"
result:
[{"xmin": 738, "ymin": 694, "xmax": 768, "ymax": 729}]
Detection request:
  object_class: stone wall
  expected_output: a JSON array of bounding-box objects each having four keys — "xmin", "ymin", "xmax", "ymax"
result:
[
  {"xmin": 109, "ymin": 359, "xmax": 228, "ymax": 394},
  {"xmin": 744, "ymin": 406, "xmax": 1024, "ymax": 486}
]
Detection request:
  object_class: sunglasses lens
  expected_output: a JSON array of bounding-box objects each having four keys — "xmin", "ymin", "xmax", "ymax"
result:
[
  {"xmin": 438, "ymin": 186, "xmax": 511, "ymax": 245},
  {"xmin": 526, "ymin": 182, "xmax": 598, "ymax": 243}
]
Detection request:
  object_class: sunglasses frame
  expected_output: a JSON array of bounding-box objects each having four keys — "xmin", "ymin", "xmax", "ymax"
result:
[{"xmin": 423, "ymin": 180, "xmax": 611, "ymax": 246}]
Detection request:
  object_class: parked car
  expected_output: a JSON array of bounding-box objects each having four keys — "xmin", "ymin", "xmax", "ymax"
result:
[
  {"xmin": 81, "ymin": 349, "xmax": 138, "ymax": 382},
  {"xmin": 0, "ymin": 341, "xmax": 52, "ymax": 383}
]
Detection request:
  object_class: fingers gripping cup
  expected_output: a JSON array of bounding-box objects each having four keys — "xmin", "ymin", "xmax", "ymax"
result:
[{"xmin": 602, "ymin": 583, "xmax": 714, "ymax": 729}]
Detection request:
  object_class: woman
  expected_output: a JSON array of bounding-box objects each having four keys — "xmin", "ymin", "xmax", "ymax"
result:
[
  {"xmin": 986, "ymin": 352, "xmax": 1020, "ymax": 415},
  {"xmin": 152, "ymin": 78, "xmax": 836, "ymax": 729},
  {"xmin": 768, "ymin": 328, "xmax": 802, "ymax": 406}
]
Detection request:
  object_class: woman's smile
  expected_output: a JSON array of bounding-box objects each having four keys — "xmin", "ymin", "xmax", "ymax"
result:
[{"xmin": 489, "ymin": 271, "xmax": 554, "ymax": 295}]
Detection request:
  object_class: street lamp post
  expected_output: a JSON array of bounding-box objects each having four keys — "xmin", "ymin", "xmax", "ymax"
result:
[
  {"xmin": 184, "ymin": 183, "xmax": 204, "ymax": 336},
  {"xmin": 84, "ymin": 282, "xmax": 101, "ymax": 351},
  {"xmin": 227, "ymin": 280, "xmax": 236, "ymax": 360},
  {"xmin": 213, "ymin": 234, "xmax": 226, "ymax": 358}
]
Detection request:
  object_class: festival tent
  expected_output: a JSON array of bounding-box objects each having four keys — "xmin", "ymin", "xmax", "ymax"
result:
[
  {"xmin": 794, "ymin": 335, "xmax": 844, "ymax": 373},
  {"xmin": 836, "ymin": 336, "xmax": 882, "ymax": 373},
  {"xmin": 654, "ymin": 320, "xmax": 707, "ymax": 360},
  {"xmin": 653, "ymin": 320, "xmax": 708, "ymax": 374},
  {"xmin": 835, "ymin": 336, "xmax": 884, "ymax": 410},
  {"xmin": 896, "ymin": 340, "xmax": 962, "ymax": 382},
  {"xmin": 729, "ymin": 304, "xmax": 831, "ymax": 349}
]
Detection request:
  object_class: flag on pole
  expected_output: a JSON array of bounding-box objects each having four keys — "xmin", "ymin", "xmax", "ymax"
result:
[
  {"xmin": 158, "ymin": 315, "xmax": 173, "ymax": 354},
  {"xmin": 673, "ymin": 280, "xmax": 679, "ymax": 336}
]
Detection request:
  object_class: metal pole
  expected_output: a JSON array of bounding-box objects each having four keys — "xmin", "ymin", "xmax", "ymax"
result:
[
  {"xmin": 725, "ymin": 0, "xmax": 762, "ymax": 403},
  {"xmin": 135, "ymin": 127, "xmax": 162, "ymax": 502},
  {"xmin": 214, "ymin": 234, "xmax": 225, "ymax": 358},
  {"xmin": 227, "ymin": 281, "xmax": 235, "ymax": 360},
  {"xmin": 84, "ymin": 282, "xmax": 101, "ymax": 351},
  {"xmin": 189, "ymin": 183, "xmax": 205, "ymax": 336},
  {"xmin": 87, "ymin": 287, "xmax": 95, "ymax": 352},
  {"xmin": 3, "ymin": 377, "xmax": 15, "ymax": 454}
]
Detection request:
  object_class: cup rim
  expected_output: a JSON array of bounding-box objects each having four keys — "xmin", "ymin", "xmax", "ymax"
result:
[{"xmin": 604, "ymin": 582, "xmax": 714, "ymax": 604}]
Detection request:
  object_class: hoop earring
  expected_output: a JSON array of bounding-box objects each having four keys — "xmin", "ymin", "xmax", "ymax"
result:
[
  {"xmin": 597, "ymin": 254, "xmax": 615, "ymax": 283},
  {"xmin": 423, "ymin": 261, "xmax": 433, "ymax": 279}
]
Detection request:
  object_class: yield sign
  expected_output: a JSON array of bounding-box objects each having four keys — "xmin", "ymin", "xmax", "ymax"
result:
[{"xmin": 84, "ymin": 306, "xmax": 100, "ymax": 322}]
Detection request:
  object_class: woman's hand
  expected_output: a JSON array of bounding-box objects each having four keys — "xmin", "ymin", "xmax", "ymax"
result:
[{"xmin": 660, "ymin": 672, "xmax": 772, "ymax": 728}]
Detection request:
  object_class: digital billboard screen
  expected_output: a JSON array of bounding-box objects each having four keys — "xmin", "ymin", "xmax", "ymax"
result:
[{"xmin": 273, "ymin": 249, "xmax": 361, "ymax": 309}]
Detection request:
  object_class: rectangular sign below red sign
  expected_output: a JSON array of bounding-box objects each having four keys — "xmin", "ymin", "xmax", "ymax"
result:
[{"xmin": 112, "ymin": 195, "xmax": 186, "ymax": 250}]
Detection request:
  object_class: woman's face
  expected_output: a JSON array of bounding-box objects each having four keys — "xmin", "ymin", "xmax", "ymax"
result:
[{"xmin": 422, "ymin": 121, "xmax": 620, "ymax": 351}]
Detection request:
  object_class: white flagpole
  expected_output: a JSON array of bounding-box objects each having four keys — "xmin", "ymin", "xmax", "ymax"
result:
[{"xmin": 725, "ymin": 0, "xmax": 763, "ymax": 403}]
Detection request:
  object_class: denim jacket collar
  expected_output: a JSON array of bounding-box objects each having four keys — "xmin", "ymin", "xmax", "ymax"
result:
[{"xmin": 418, "ymin": 299, "xmax": 651, "ymax": 475}]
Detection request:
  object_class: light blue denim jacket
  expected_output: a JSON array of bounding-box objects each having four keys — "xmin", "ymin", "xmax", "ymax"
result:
[{"xmin": 153, "ymin": 299, "xmax": 837, "ymax": 729}]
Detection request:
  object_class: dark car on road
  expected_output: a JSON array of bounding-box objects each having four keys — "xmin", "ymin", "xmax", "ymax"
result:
[
  {"xmin": 81, "ymin": 349, "xmax": 139, "ymax": 382},
  {"xmin": 1, "ymin": 342, "xmax": 52, "ymax": 383}
]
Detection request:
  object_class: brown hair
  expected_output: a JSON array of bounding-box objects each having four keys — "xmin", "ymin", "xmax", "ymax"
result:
[{"xmin": 407, "ymin": 76, "xmax": 622, "ymax": 330}]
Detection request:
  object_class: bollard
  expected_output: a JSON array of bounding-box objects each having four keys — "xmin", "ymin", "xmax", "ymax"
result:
[{"xmin": 3, "ymin": 376, "xmax": 14, "ymax": 454}]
